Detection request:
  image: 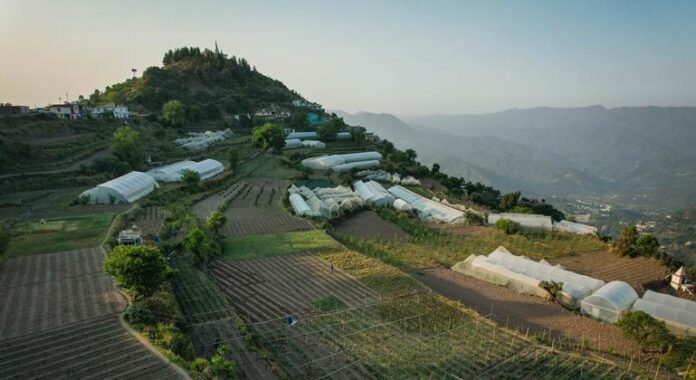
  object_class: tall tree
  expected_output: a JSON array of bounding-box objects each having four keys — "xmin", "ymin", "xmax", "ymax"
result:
[
  {"xmin": 252, "ymin": 122, "xmax": 285, "ymax": 153},
  {"xmin": 206, "ymin": 211, "xmax": 227, "ymax": 238},
  {"xmin": 112, "ymin": 127, "xmax": 143, "ymax": 169},
  {"xmin": 103, "ymin": 245, "xmax": 171, "ymax": 299},
  {"xmin": 499, "ymin": 191, "xmax": 521, "ymax": 211},
  {"xmin": 615, "ymin": 225, "xmax": 639, "ymax": 257},
  {"xmin": 161, "ymin": 99, "xmax": 186, "ymax": 127}
]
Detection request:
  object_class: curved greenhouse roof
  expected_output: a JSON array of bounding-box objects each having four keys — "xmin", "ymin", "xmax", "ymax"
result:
[
  {"xmin": 388, "ymin": 185, "xmax": 464, "ymax": 224},
  {"xmin": 189, "ymin": 159, "xmax": 224, "ymax": 180},
  {"xmin": 633, "ymin": 296, "xmax": 696, "ymax": 335},
  {"xmin": 581, "ymin": 281, "xmax": 638, "ymax": 323},
  {"xmin": 81, "ymin": 171, "xmax": 158, "ymax": 204},
  {"xmin": 487, "ymin": 213, "xmax": 553, "ymax": 230},
  {"xmin": 147, "ymin": 160, "xmax": 197, "ymax": 182},
  {"xmin": 301, "ymin": 152, "xmax": 382, "ymax": 170}
]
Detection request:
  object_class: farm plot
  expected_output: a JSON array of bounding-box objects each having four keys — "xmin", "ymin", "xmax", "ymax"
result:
[
  {"xmin": 4, "ymin": 212, "xmax": 116, "ymax": 257},
  {"xmin": 0, "ymin": 247, "xmax": 127, "ymax": 339},
  {"xmin": 192, "ymin": 181, "xmax": 247, "ymax": 219},
  {"xmin": 547, "ymin": 250, "xmax": 671, "ymax": 292},
  {"xmin": 247, "ymin": 292, "xmax": 634, "ymax": 379},
  {"xmin": 221, "ymin": 178, "xmax": 312, "ymax": 238},
  {"xmin": 135, "ymin": 206, "xmax": 168, "ymax": 237},
  {"xmin": 411, "ymin": 268, "xmax": 640, "ymax": 356},
  {"xmin": 173, "ymin": 254, "xmax": 274, "ymax": 379},
  {"xmin": 210, "ymin": 253, "xmax": 379, "ymax": 323},
  {"xmin": 0, "ymin": 314, "xmax": 183, "ymax": 380},
  {"xmin": 332, "ymin": 210, "xmax": 409, "ymax": 243}
]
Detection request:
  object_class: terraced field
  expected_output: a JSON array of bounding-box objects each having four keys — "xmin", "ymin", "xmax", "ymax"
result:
[
  {"xmin": 211, "ymin": 254, "xmax": 378, "ymax": 322},
  {"xmin": 547, "ymin": 250, "xmax": 671, "ymax": 292},
  {"xmin": 0, "ymin": 247, "xmax": 127, "ymax": 339},
  {"xmin": 136, "ymin": 206, "xmax": 168, "ymax": 237},
  {"xmin": 0, "ymin": 314, "xmax": 183, "ymax": 379},
  {"xmin": 221, "ymin": 178, "xmax": 312, "ymax": 237},
  {"xmin": 192, "ymin": 181, "xmax": 247, "ymax": 219}
]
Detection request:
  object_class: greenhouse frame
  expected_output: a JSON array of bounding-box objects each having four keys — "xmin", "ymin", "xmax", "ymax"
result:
[
  {"xmin": 632, "ymin": 290, "xmax": 696, "ymax": 335},
  {"xmin": 580, "ymin": 281, "xmax": 638, "ymax": 323},
  {"xmin": 81, "ymin": 171, "xmax": 158, "ymax": 204},
  {"xmin": 353, "ymin": 180, "xmax": 395, "ymax": 207}
]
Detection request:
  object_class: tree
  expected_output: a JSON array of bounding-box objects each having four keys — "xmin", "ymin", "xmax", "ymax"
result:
[
  {"xmin": 161, "ymin": 100, "xmax": 186, "ymax": 127},
  {"xmin": 227, "ymin": 149, "xmax": 239, "ymax": 170},
  {"xmin": 350, "ymin": 128, "xmax": 366, "ymax": 146},
  {"xmin": 539, "ymin": 280, "xmax": 564, "ymax": 305},
  {"xmin": 0, "ymin": 225, "xmax": 9, "ymax": 256},
  {"xmin": 112, "ymin": 127, "xmax": 143, "ymax": 169},
  {"xmin": 181, "ymin": 169, "xmax": 201, "ymax": 190},
  {"xmin": 615, "ymin": 225, "xmax": 639, "ymax": 257},
  {"xmin": 251, "ymin": 122, "xmax": 285, "ymax": 153},
  {"xmin": 495, "ymin": 219, "xmax": 520, "ymax": 235},
  {"xmin": 618, "ymin": 311, "xmax": 675, "ymax": 353},
  {"xmin": 431, "ymin": 163, "xmax": 440, "ymax": 175},
  {"xmin": 206, "ymin": 210, "xmax": 227, "ymax": 238},
  {"xmin": 288, "ymin": 110, "xmax": 309, "ymax": 130},
  {"xmin": 405, "ymin": 148, "xmax": 417, "ymax": 162},
  {"xmin": 636, "ymin": 234, "xmax": 660, "ymax": 258},
  {"xmin": 183, "ymin": 227, "xmax": 220, "ymax": 265},
  {"xmin": 192, "ymin": 345, "xmax": 238, "ymax": 379},
  {"xmin": 499, "ymin": 191, "xmax": 521, "ymax": 211},
  {"xmin": 317, "ymin": 117, "xmax": 345, "ymax": 141},
  {"xmin": 103, "ymin": 245, "xmax": 171, "ymax": 298},
  {"xmin": 151, "ymin": 322, "xmax": 194, "ymax": 360}
]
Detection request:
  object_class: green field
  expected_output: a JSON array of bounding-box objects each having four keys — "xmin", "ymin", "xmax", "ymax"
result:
[
  {"xmin": 5, "ymin": 213, "xmax": 115, "ymax": 257},
  {"xmin": 221, "ymin": 229, "xmax": 344, "ymax": 261},
  {"xmin": 235, "ymin": 153, "xmax": 301, "ymax": 179}
]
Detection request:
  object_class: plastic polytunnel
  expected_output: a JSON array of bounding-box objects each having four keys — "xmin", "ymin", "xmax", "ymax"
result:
[
  {"xmin": 289, "ymin": 193, "xmax": 320, "ymax": 217},
  {"xmin": 632, "ymin": 290, "xmax": 696, "ymax": 335},
  {"xmin": 488, "ymin": 213, "xmax": 554, "ymax": 230},
  {"xmin": 353, "ymin": 180, "xmax": 395, "ymax": 207},
  {"xmin": 452, "ymin": 246, "xmax": 605, "ymax": 307},
  {"xmin": 388, "ymin": 185, "xmax": 464, "ymax": 224},
  {"xmin": 301, "ymin": 152, "xmax": 382, "ymax": 170},
  {"xmin": 147, "ymin": 160, "xmax": 197, "ymax": 182},
  {"xmin": 189, "ymin": 159, "xmax": 224, "ymax": 180},
  {"xmin": 81, "ymin": 171, "xmax": 158, "ymax": 204},
  {"xmin": 286, "ymin": 131, "xmax": 319, "ymax": 140},
  {"xmin": 284, "ymin": 139, "xmax": 303, "ymax": 149},
  {"xmin": 581, "ymin": 281, "xmax": 638, "ymax": 323}
]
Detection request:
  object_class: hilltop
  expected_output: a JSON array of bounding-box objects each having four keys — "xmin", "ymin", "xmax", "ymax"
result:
[{"xmin": 90, "ymin": 46, "xmax": 303, "ymax": 120}]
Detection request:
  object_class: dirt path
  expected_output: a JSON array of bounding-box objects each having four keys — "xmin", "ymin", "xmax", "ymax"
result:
[{"xmin": 411, "ymin": 268, "xmax": 640, "ymax": 356}]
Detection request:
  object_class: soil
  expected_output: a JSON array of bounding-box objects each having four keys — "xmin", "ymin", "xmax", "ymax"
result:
[
  {"xmin": 332, "ymin": 210, "xmax": 409, "ymax": 243},
  {"xmin": 546, "ymin": 250, "xmax": 671, "ymax": 293},
  {"xmin": 411, "ymin": 268, "xmax": 640, "ymax": 356}
]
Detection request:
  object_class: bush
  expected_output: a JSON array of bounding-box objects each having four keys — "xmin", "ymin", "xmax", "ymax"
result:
[
  {"xmin": 495, "ymin": 219, "xmax": 520, "ymax": 235},
  {"xmin": 464, "ymin": 211, "xmax": 484, "ymax": 225},
  {"xmin": 124, "ymin": 302, "xmax": 153, "ymax": 325},
  {"xmin": 618, "ymin": 311, "xmax": 675, "ymax": 353},
  {"xmin": 103, "ymin": 245, "xmax": 172, "ymax": 298},
  {"xmin": 150, "ymin": 322, "xmax": 194, "ymax": 360}
]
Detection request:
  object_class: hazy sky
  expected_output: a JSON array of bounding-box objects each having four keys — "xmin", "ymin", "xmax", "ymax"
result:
[{"xmin": 2, "ymin": 0, "xmax": 696, "ymax": 114}]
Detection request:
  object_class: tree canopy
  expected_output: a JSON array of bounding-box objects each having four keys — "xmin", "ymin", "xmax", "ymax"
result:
[
  {"xmin": 161, "ymin": 100, "xmax": 186, "ymax": 127},
  {"xmin": 181, "ymin": 169, "xmax": 201, "ymax": 190},
  {"xmin": 252, "ymin": 122, "xmax": 285, "ymax": 153},
  {"xmin": 103, "ymin": 245, "xmax": 171, "ymax": 298},
  {"xmin": 617, "ymin": 311, "xmax": 675, "ymax": 353},
  {"xmin": 112, "ymin": 127, "xmax": 143, "ymax": 170}
]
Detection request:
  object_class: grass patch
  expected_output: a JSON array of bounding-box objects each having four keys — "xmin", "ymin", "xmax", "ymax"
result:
[
  {"xmin": 311, "ymin": 295, "xmax": 347, "ymax": 312},
  {"xmin": 221, "ymin": 230, "xmax": 344, "ymax": 261},
  {"xmin": 236, "ymin": 153, "xmax": 300, "ymax": 179},
  {"xmin": 6, "ymin": 213, "xmax": 115, "ymax": 257}
]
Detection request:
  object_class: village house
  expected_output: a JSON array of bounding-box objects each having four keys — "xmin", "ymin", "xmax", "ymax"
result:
[
  {"xmin": 0, "ymin": 104, "xmax": 30, "ymax": 115},
  {"xmin": 90, "ymin": 104, "xmax": 129, "ymax": 119},
  {"xmin": 47, "ymin": 103, "xmax": 82, "ymax": 120},
  {"xmin": 254, "ymin": 104, "xmax": 290, "ymax": 120},
  {"xmin": 292, "ymin": 99, "xmax": 322, "ymax": 111}
]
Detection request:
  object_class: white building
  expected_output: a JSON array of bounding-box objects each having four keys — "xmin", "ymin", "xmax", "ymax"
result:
[
  {"xmin": 81, "ymin": 171, "xmax": 158, "ymax": 204},
  {"xmin": 47, "ymin": 103, "xmax": 81, "ymax": 120},
  {"xmin": 291, "ymin": 99, "xmax": 322, "ymax": 111},
  {"xmin": 91, "ymin": 104, "xmax": 129, "ymax": 119},
  {"xmin": 254, "ymin": 104, "xmax": 290, "ymax": 120}
]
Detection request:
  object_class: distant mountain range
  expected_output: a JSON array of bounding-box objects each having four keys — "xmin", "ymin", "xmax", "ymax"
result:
[{"xmin": 335, "ymin": 106, "xmax": 696, "ymax": 211}]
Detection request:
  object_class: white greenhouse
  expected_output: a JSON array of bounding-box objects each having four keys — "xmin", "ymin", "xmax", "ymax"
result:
[
  {"xmin": 452, "ymin": 246, "xmax": 605, "ymax": 307},
  {"xmin": 580, "ymin": 281, "xmax": 638, "ymax": 323},
  {"xmin": 147, "ymin": 160, "xmax": 197, "ymax": 182},
  {"xmin": 553, "ymin": 220, "xmax": 598, "ymax": 236},
  {"xmin": 388, "ymin": 185, "xmax": 465, "ymax": 224},
  {"xmin": 284, "ymin": 139, "xmax": 303, "ymax": 149},
  {"xmin": 81, "ymin": 171, "xmax": 158, "ymax": 204},
  {"xmin": 288, "ymin": 185, "xmax": 362, "ymax": 219},
  {"xmin": 286, "ymin": 131, "xmax": 319, "ymax": 140},
  {"xmin": 302, "ymin": 140, "xmax": 326, "ymax": 149},
  {"xmin": 353, "ymin": 180, "xmax": 395, "ymax": 207},
  {"xmin": 189, "ymin": 159, "xmax": 224, "ymax": 180},
  {"xmin": 632, "ymin": 290, "xmax": 696, "ymax": 335},
  {"xmin": 393, "ymin": 199, "xmax": 412, "ymax": 211},
  {"xmin": 301, "ymin": 152, "xmax": 383, "ymax": 171},
  {"xmin": 289, "ymin": 193, "xmax": 320, "ymax": 217},
  {"xmin": 332, "ymin": 160, "xmax": 381, "ymax": 172},
  {"xmin": 487, "ymin": 213, "xmax": 554, "ymax": 230}
]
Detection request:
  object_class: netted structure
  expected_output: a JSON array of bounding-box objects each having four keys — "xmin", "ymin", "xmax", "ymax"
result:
[
  {"xmin": 353, "ymin": 180, "xmax": 395, "ymax": 207},
  {"xmin": 553, "ymin": 220, "xmax": 598, "ymax": 235},
  {"xmin": 580, "ymin": 281, "xmax": 638, "ymax": 323},
  {"xmin": 301, "ymin": 152, "xmax": 382, "ymax": 171},
  {"xmin": 289, "ymin": 185, "xmax": 363, "ymax": 219},
  {"xmin": 388, "ymin": 185, "xmax": 465, "ymax": 224},
  {"xmin": 632, "ymin": 290, "xmax": 696, "ymax": 335},
  {"xmin": 174, "ymin": 129, "xmax": 234, "ymax": 150},
  {"xmin": 487, "ymin": 213, "xmax": 554, "ymax": 230},
  {"xmin": 81, "ymin": 171, "xmax": 158, "ymax": 204},
  {"xmin": 452, "ymin": 246, "xmax": 605, "ymax": 307}
]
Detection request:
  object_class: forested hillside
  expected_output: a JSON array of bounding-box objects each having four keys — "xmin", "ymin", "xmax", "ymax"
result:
[{"xmin": 91, "ymin": 46, "xmax": 302, "ymax": 120}]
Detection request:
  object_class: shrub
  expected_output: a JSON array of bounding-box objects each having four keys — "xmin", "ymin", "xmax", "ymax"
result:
[
  {"xmin": 103, "ymin": 245, "xmax": 172, "ymax": 298},
  {"xmin": 617, "ymin": 311, "xmax": 675, "ymax": 353},
  {"xmin": 124, "ymin": 302, "xmax": 153, "ymax": 325},
  {"xmin": 150, "ymin": 322, "xmax": 194, "ymax": 360},
  {"xmin": 495, "ymin": 219, "xmax": 520, "ymax": 235},
  {"xmin": 464, "ymin": 211, "xmax": 484, "ymax": 225}
]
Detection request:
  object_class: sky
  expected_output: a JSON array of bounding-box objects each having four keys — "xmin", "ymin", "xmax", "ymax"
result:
[{"xmin": 1, "ymin": 0, "xmax": 696, "ymax": 115}]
